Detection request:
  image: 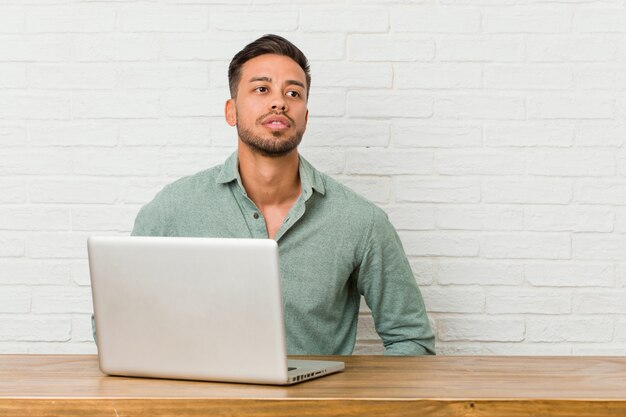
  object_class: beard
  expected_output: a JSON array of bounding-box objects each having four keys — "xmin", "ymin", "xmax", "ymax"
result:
[{"xmin": 236, "ymin": 112, "xmax": 305, "ymax": 158}]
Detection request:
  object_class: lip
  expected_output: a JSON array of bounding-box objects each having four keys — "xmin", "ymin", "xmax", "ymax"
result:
[{"xmin": 261, "ymin": 115, "xmax": 291, "ymax": 130}]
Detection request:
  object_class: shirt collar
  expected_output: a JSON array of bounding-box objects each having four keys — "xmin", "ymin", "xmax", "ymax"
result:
[{"xmin": 216, "ymin": 151, "xmax": 326, "ymax": 197}]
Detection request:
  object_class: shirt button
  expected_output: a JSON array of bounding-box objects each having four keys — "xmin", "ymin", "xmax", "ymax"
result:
[{"xmin": 253, "ymin": 213, "xmax": 259, "ymax": 219}]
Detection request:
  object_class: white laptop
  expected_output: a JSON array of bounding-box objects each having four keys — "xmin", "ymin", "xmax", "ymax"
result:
[{"xmin": 88, "ymin": 236, "xmax": 344, "ymax": 385}]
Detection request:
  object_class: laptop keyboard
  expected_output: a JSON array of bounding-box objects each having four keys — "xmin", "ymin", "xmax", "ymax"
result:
[{"xmin": 288, "ymin": 367, "xmax": 297, "ymax": 371}]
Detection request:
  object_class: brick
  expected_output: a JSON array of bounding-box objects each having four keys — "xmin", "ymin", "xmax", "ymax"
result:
[
  {"xmin": 72, "ymin": 149, "xmax": 160, "ymax": 176},
  {"xmin": 162, "ymin": 90, "xmax": 226, "ymax": 117},
  {"xmin": 391, "ymin": 6, "xmax": 480, "ymax": 33},
  {"xmin": 356, "ymin": 313, "xmax": 380, "ymax": 342},
  {"xmin": 528, "ymin": 36, "xmax": 615, "ymax": 62},
  {"xmin": 29, "ymin": 121, "xmax": 118, "ymax": 147},
  {"xmin": 121, "ymin": 5, "xmax": 208, "ymax": 32},
  {"xmin": 30, "ymin": 179, "xmax": 118, "ymax": 204},
  {"xmin": 437, "ymin": 205, "xmax": 524, "ymax": 231},
  {"xmin": 0, "ymin": 63, "xmax": 26, "ymax": 88},
  {"xmin": 304, "ymin": 118, "xmax": 389, "ymax": 148},
  {"xmin": 274, "ymin": 33, "xmax": 346, "ymax": 61},
  {"xmin": 576, "ymin": 123, "xmax": 626, "ymax": 147},
  {"xmin": 438, "ymin": 318, "xmax": 525, "ymax": 342},
  {"xmin": 484, "ymin": 122, "xmax": 573, "ymax": 147},
  {"xmin": 32, "ymin": 286, "xmax": 93, "ymax": 314},
  {"xmin": 0, "ymin": 287, "xmax": 31, "ymax": 313},
  {"xmin": 437, "ymin": 36, "xmax": 524, "ymax": 62},
  {"xmin": 72, "ymin": 315, "xmax": 96, "ymax": 343},
  {"xmin": 161, "ymin": 148, "xmax": 233, "ymax": 177},
  {"xmin": 395, "ymin": 64, "xmax": 482, "ymax": 89},
  {"xmin": 483, "ymin": 8, "xmax": 572, "ymax": 33},
  {"xmin": 300, "ymin": 6, "xmax": 388, "ymax": 33},
  {"xmin": 573, "ymin": 234, "xmax": 626, "ymax": 261},
  {"xmin": 120, "ymin": 121, "xmax": 211, "ymax": 147},
  {"xmin": 307, "ymin": 90, "xmax": 346, "ymax": 117},
  {"xmin": 616, "ymin": 320, "xmax": 626, "ymax": 341},
  {"xmin": 575, "ymin": 65, "xmax": 626, "ymax": 89},
  {"xmin": 0, "ymin": 317, "xmax": 70, "ymax": 342},
  {"xmin": 0, "ymin": 207, "xmax": 69, "ymax": 231},
  {"xmin": 26, "ymin": 232, "xmax": 90, "ymax": 259},
  {"xmin": 0, "ymin": 7, "xmax": 23, "ymax": 33},
  {"xmin": 0, "ymin": 234, "xmax": 24, "ymax": 257},
  {"xmin": 315, "ymin": 62, "xmax": 392, "ymax": 88},
  {"xmin": 526, "ymin": 206, "xmax": 613, "ymax": 232},
  {"xmin": 525, "ymin": 262, "xmax": 614, "ymax": 287},
  {"xmin": 486, "ymin": 289, "xmax": 571, "ymax": 314},
  {"xmin": 421, "ymin": 287, "xmax": 485, "ymax": 313},
  {"xmin": 346, "ymin": 149, "xmax": 432, "ymax": 175},
  {"xmin": 210, "ymin": 8, "xmax": 296, "ymax": 31},
  {"xmin": 396, "ymin": 177, "xmax": 480, "ymax": 203},
  {"xmin": 71, "ymin": 206, "xmax": 138, "ymax": 232},
  {"xmin": 573, "ymin": 290, "xmax": 626, "ymax": 314},
  {"xmin": 577, "ymin": 180, "xmax": 626, "ymax": 205},
  {"xmin": 575, "ymin": 8, "xmax": 626, "ymax": 32},
  {"xmin": 481, "ymin": 233, "xmax": 571, "ymax": 259},
  {"xmin": 526, "ymin": 318, "xmax": 613, "ymax": 342},
  {"xmin": 27, "ymin": 342, "xmax": 97, "ymax": 355},
  {"xmin": 121, "ymin": 178, "xmax": 178, "ymax": 205},
  {"xmin": 162, "ymin": 34, "xmax": 251, "ymax": 61},
  {"xmin": 408, "ymin": 259, "xmax": 436, "ymax": 286},
  {"xmin": 74, "ymin": 34, "xmax": 159, "ymax": 62},
  {"xmin": 483, "ymin": 179, "xmax": 572, "ymax": 204},
  {"xmin": 435, "ymin": 95, "xmax": 525, "ymax": 120},
  {"xmin": 384, "ymin": 205, "xmax": 435, "ymax": 231},
  {"xmin": 437, "ymin": 343, "xmax": 484, "ymax": 356},
  {"xmin": 485, "ymin": 65, "xmax": 572, "ymax": 90},
  {"xmin": 118, "ymin": 63, "xmax": 209, "ymax": 89},
  {"xmin": 0, "ymin": 124, "xmax": 26, "ymax": 146},
  {"xmin": 0, "ymin": 94, "xmax": 70, "ymax": 119},
  {"xmin": 0, "ymin": 35, "xmax": 70, "ymax": 61},
  {"xmin": 612, "ymin": 208, "xmax": 626, "ymax": 233},
  {"xmin": 392, "ymin": 123, "xmax": 482, "ymax": 148},
  {"xmin": 398, "ymin": 231, "xmax": 480, "ymax": 257},
  {"xmin": 336, "ymin": 176, "xmax": 391, "ymax": 204},
  {"xmin": 0, "ymin": 180, "xmax": 26, "ymax": 203},
  {"xmin": 528, "ymin": 95, "xmax": 614, "ymax": 119},
  {"xmin": 482, "ymin": 343, "xmax": 572, "ymax": 355},
  {"xmin": 298, "ymin": 148, "xmax": 345, "ymax": 175},
  {"xmin": 527, "ymin": 149, "xmax": 614, "ymax": 176},
  {"xmin": 0, "ymin": 150, "xmax": 72, "ymax": 175},
  {"xmin": 435, "ymin": 150, "xmax": 524, "ymax": 175},
  {"xmin": 73, "ymin": 93, "xmax": 160, "ymax": 119},
  {"xmin": 25, "ymin": 5, "xmax": 115, "ymax": 33},
  {"xmin": 616, "ymin": 152, "xmax": 626, "ymax": 177},
  {"xmin": 348, "ymin": 91, "xmax": 432, "ymax": 118},
  {"xmin": 71, "ymin": 260, "xmax": 91, "ymax": 287},
  {"xmin": 348, "ymin": 35, "xmax": 434, "ymax": 62},
  {"xmin": 0, "ymin": 260, "xmax": 72, "ymax": 285},
  {"xmin": 573, "ymin": 344, "xmax": 626, "ymax": 355},
  {"xmin": 437, "ymin": 260, "xmax": 523, "ymax": 285}
]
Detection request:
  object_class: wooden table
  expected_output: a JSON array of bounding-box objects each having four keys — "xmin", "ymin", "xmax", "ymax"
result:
[{"xmin": 1, "ymin": 355, "xmax": 625, "ymax": 416}]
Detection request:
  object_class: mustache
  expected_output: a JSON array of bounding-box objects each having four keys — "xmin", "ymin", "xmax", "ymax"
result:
[{"xmin": 256, "ymin": 111, "xmax": 295, "ymax": 125}]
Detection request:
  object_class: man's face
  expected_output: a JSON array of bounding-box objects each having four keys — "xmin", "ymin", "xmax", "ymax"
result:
[{"xmin": 225, "ymin": 54, "xmax": 309, "ymax": 157}]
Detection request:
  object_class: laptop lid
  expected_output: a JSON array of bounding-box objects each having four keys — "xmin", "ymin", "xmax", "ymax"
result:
[{"xmin": 88, "ymin": 236, "xmax": 293, "ymax": 384}]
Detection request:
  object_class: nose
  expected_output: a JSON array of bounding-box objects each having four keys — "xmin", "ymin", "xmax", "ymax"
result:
[{"xmin": 270, "ymin": 92, "xmax": 287, "ymax": 112}]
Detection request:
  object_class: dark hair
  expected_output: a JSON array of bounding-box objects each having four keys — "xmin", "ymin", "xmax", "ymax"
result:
[{"xmin": 228, "ymin": 34, "xmax": 311, "ymax": 99}]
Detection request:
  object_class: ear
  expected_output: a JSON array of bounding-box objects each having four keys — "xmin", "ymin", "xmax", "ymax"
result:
[
  {"xmin": 225, "ymin": 99, "xmax": 237, "ymax": 126},
  {"xmin": 305, "ymin": 108, "xmax": 309, "ymax": 124}
]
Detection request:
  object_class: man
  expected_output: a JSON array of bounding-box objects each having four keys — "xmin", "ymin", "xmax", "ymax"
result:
[{"xmin": 131, "ymin": 34, "xmax": 435, "ymax": 355}]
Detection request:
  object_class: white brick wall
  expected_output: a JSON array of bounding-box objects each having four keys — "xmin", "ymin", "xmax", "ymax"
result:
[{"xmin": 2, "ymin": 0, "xmax": 626, "ymax": 356}]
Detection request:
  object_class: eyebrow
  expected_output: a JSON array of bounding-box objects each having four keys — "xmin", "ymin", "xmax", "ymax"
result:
[{"xmin": 249, "ymin": 76, "xmax": 305, "ymax": 89}]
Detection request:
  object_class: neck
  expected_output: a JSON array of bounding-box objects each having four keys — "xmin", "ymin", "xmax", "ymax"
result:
[{"xmin": 237, "ymin": 141, "xmax": 301, "ymax": 208}]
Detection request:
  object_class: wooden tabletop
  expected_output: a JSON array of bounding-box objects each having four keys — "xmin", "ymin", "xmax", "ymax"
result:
[{"xmin": 1, "ymin": 354, "xmax": 626, "ymax": 416}]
